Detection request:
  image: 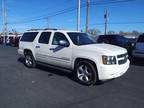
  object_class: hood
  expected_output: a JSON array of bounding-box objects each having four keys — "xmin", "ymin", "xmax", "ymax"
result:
[{"xmin": 76, "ymin": 43, "xmax": 127, "ymax": 55}]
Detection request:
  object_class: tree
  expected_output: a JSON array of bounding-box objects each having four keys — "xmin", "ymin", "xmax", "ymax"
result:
[
  {"xmin": 88, "ymin": 28, "xmax": 101, "ymax": 36},
  {"xmin": 131, "ymin": 30, "xmax": 140, "ymax": 36},
  {"xmin": 119, "ymin": 31, "xmax": 124, "ymax": 35},
  {"xmin": 107, "ymin": 30, "xmax": 115, "ymax": 34}
]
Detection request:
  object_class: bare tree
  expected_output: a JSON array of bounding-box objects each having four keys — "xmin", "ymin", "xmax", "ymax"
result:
[
  {"xmin": 107, "ymin": 30, "xmax": 115, "ymax": 34},
  {"xmin": 88, "ymin": 28, "xmax": 101, "ymax": 36}
]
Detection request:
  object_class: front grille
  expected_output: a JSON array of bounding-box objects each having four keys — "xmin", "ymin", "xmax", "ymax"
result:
[{"xmin": 117, "ymin": 52, "xmax": 128, "ymax": 65}]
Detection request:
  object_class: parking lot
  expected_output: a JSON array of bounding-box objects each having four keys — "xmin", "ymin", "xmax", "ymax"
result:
[{"xmin": 0, "ymin": 45, "xmax": 144, "ymax": 108}]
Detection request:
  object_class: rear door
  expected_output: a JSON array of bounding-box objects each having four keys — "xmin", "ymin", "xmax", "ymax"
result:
[{"xmin": 34, "ymin": 32, "xmax": 52, "ymax": 63}]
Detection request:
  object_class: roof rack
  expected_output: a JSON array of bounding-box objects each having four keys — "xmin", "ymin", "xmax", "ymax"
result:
[
  {"xmin": 44, "ymin": 28, "xmax": 58, "ymax": 30},
  {"xmin": 27, "ymin": 28, "xmax": 58, "ymax": 31}
]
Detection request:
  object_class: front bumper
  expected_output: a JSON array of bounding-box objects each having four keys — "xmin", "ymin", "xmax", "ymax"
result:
[{"xmin": 97, "ymin": 60, "xmax": 130, "ymax": 80}]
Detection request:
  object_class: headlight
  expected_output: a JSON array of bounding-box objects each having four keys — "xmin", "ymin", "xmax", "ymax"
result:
[{"xmin": 102, "ymin": 55, "xmax": 116, "ymax": 65}]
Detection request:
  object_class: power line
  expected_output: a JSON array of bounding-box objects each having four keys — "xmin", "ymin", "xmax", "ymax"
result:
[
  {"xmin": 89, "ymin": 21, "xmax": 144, "ymax": 26},
  {"xmin": 90, "ymin": 0, "xmax": 136, "ymax": 5},
  {"xmin": 8, "ymin": 0, "xmax": 136, "ymax": 25}
]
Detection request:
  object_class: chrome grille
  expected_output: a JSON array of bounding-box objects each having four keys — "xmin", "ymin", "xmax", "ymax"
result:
[{"xmin": 117, "ymin": 52, "xmax": 128, "ymax": 65}]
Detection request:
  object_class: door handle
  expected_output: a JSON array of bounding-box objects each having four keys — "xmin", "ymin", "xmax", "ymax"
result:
[
  {"xmin": 36, "ymin": 46, "xmax": 40, "ymax": 48},
  {"xmin": 49, "ymin": 48, "xmax": 55, "ymax": 51}
]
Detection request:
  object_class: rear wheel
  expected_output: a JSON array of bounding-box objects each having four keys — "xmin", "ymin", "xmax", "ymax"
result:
[
  {"xmin": 25, "ymin": 52, "xmax": 36, "ymax": 68},
  {"xmin": 75, "ymin": 61, "xmax": 98, "ymax": 86}
]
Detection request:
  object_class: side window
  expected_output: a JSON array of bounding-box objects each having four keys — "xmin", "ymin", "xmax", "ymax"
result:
[
  {"xmin": 110, "ymin": 36, "xmax": 116, "ymax": 44},
  {"xmin": 20, "ymin": 32, "xmax": 38, "ymax": 42},
  {"xmin": 52, "ymin": 32, "xmax": 69, "ymax": 45},
  {"xmin": 38, "ymin": 32, "xmax": 51, "ymax": 44},
  {"xmin": 137, "ymin": 34, "xmax": 144, "ymax": 42}
]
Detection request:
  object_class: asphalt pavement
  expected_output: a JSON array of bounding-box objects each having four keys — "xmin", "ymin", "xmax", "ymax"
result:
[{"xmin": 0, "ymin": 45, "xmax": 144, "ymax": 108}]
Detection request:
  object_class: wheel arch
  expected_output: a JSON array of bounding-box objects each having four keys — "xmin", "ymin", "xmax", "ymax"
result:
[
  {"xmin": 74, "ymin": 58, "xmax": 99, "ymax": 78},
  {"xmin": 24, "ymin": 49, "xmax": 35, "ymax": 59},
  {"xmin": 24, "ymin": 49, "xmax": 32, "ymax": 55}
]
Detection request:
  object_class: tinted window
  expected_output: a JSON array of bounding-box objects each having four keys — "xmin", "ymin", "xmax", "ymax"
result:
[
  {"xmin": 39, "ymin": 32, "xmax": 51, "ymax": 44},
  {"xmin": 97, "ymin": 35, "xmax": 110, "ymax": 43},
  {"xmin": 137, "ymin": 34, "xmax": 144, "ymax": 42},
  {"xmin": 21, "ymin": 32, "xmax": 38, "ymax": 42},
  {"xmin": 68, "ymin": 33, "xmax": 96, "ymax": 45},
  {"xmin": 52, "ymin": 32, "xmax": 69, "ymax": 45}
]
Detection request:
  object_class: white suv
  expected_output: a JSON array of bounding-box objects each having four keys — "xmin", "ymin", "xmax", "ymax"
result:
[{"xmin": 18, "ymin": 29, "xmax": 130, "ymax": 85}]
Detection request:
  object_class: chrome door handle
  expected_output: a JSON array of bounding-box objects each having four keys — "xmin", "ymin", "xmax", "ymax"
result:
[{"xmin": 36, "ymin": 46, "xmax": 40, "ymax": 48}]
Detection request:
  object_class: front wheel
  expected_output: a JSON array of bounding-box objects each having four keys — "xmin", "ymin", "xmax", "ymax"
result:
[
  {"xmin": 25, "ymin": 52, "xmax": 36, "ymax": 68},
  {"xmin": 75, "ymin": 61, "xmax": 98, "ymax": 86}
]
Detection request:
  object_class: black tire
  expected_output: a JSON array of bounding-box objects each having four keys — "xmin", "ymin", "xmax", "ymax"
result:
[
  {"xmin": 24, "ymin": 52, "xmax": 36, "ymax": 68},
  {"xmin": 74, "ymin": 61, "xmax": 98, "ymax": 86}
]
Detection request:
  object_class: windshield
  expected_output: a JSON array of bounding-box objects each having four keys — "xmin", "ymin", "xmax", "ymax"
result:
[
  {"xmin": 117, "ymin": 35, "xmax": 128, "ymax": 40},
  {"xmin": 68, "ymin": 32, "xmax": 96, "ymax": 45}
]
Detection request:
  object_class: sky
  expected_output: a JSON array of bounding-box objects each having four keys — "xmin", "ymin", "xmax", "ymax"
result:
[{"xmin": 0, "ymin": 0, "xmax": 144, "ymax": 33}]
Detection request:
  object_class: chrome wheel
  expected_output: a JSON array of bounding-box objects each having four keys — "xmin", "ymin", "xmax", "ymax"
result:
[
  {"xmin": 77, "ymin": 64, "xmax": 92, "ymax": 83},
  {"xmin": 25, "ymin": 55, "xmax": 33, "ymax": 67}
]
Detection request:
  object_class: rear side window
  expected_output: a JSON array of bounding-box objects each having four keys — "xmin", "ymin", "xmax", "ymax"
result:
[
  {"xmin": 137, "ymin": 34, "xmax": 144, "ymax": 42},
  {"xmin": 97, "ymin": 35, "xmax": 110, "ymax": 43},
  {"xmin": 38, "ymin": 32, "xmax": 51, "ymax": 44},
  {"xmin": 20, "ymin": 32, "xmax": 38, "ymax": 42}
]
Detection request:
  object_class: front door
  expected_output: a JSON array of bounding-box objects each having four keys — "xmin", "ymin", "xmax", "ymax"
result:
[{"xmin": 48, "ymin": 32, "xmax": 72, "ymax": 69}]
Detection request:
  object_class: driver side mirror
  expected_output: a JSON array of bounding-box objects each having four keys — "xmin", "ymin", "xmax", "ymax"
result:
[{"xmin": 59, "ymin": 40, "xmax": 70, "ymax": 47}]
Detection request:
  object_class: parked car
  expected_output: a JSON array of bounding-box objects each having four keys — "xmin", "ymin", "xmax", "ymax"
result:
[
  {"xmin": 97, "ymin": 34, "xmax": 135, "ymax": 53},
  {"xmin": 18, "ymin": 29, "xmax": 130, "ymax": 85},
  {"xmin": 132, "ymin": 33, "xmax": 144, "ymax": 58},
  {"xmin": 9, "ymin": 36, "xmax": 21, "ymax": 47},
  {"xmin": 0, "ymin": 37, "xmax": 3, "ymax": 44}
]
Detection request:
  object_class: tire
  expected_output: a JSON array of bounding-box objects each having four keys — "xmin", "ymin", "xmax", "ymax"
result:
[
  {"xmin": 24, "ymin": 52, "xmax": 36, "ymax": 68},
  {"xmin": 75, "ymin": 61, "xmax": 98, "ymax": 86}
]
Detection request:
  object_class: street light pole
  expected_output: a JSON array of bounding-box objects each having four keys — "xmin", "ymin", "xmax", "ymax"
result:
[
  {"xmin": 46, "ymin": 17, "xmax": 50, "ymax": 28},
  {"xmin": 2, "ymin": 0, "xmax": 8, "ymax": 44},
  {"xmin": 104, "ymin": 9, "xmax": 108, "ymax": 35}
]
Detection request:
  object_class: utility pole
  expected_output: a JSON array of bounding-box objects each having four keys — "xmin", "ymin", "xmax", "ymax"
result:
[
  {"xmin": 2, "ymin": 0, "xmax": 8, "ymax": 44},
  {"xmin": 77, "ymin": 0, "xmax": 80, "ymax": 31},
  {"xmin": 46, "ymin": 17, "xmax": 50, "ymax": 28},
  {"xmin": 86, "ymin": 0, "xmax": 90, "ymax": 33},
  {"xmin": 104, "ymin": 9, "xmax": 108, "ymax": 35}
]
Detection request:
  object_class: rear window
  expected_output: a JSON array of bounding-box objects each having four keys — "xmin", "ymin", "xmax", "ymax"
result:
[
  {"xmin": 20, "ymin": 32, "xmax": 38, "ymax": 42},
  {"xmin": 137, "ymin": 34, "xmax": 144, "ymax": 42}
]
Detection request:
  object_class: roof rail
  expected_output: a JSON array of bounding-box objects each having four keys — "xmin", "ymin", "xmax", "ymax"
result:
[
  {"xmin": 27, "ymin": 28, "xmax": 58, "ymax": 31},
  {"xmin": 44, "ymin": 28, "xmax": 58, "ymax": 30},
  {"xmin": 27, "ymin": 29, "xmax": 42, "ymax": 31}
]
